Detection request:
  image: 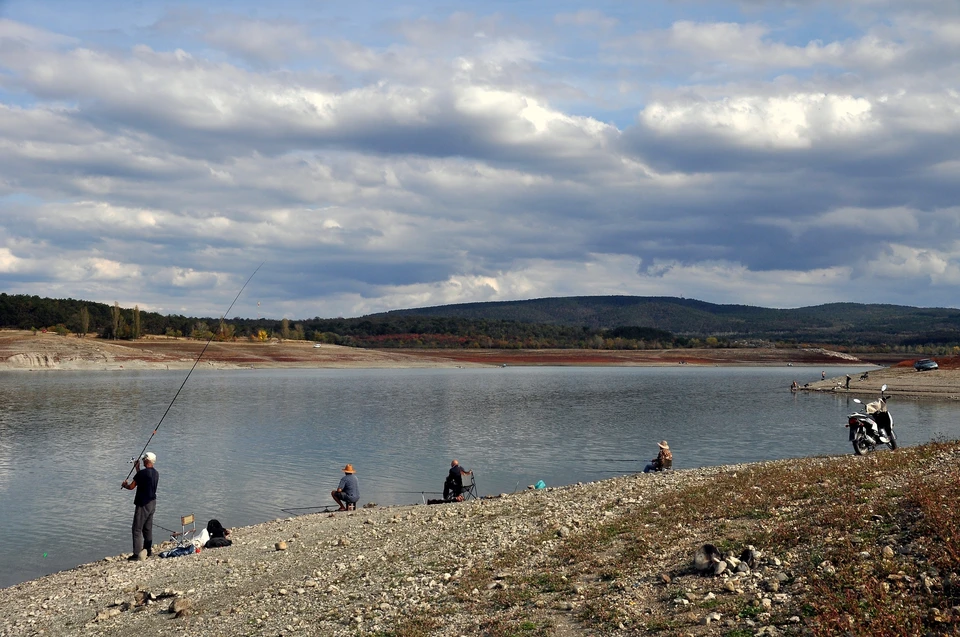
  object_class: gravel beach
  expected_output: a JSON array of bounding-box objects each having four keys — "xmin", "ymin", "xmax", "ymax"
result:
[
  {"xmin": 0, "ymin": 467, "xmax": 713, "ymax": 637},
  {"xmin": 3, "ymin": 442, "xmax": 960, "ymax": 637}
]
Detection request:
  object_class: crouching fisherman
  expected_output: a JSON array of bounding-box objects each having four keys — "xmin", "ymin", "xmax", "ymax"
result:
[
  {"xmin": 121, "ymin": 452, "xmax": 159, "ymax": 560},
  {"xmin": 331, "ymin": 463, "xmax": 360, "ymax": 511}
]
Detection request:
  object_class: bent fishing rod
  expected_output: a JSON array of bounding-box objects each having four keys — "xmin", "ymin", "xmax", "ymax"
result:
[{"xmin": 123, "ymin": 262, "xmax": 264, "ymax": 484}]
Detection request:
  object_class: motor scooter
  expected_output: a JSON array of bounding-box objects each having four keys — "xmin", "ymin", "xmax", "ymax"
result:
[{"xmin": 846, "ymin": 384, "xmax": 897, "ymax": 455}]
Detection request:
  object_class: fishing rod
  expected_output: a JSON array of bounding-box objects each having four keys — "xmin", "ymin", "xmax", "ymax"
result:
[
  {"xmin": 279, "ymin": 505, "xmax": 342, "ymax": 515},
  {"xmin": 280, "ymin": 489, "xmax": 445, "ymax": 514},
  {"xmin": 123, "ymin": 262, "xmax": 264, "ymax": 483}
]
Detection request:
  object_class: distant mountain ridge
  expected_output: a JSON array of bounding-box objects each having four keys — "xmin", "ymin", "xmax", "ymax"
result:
[{"xmin": 370, "ymin": 296, "xmax": 960, "ymax": 345}]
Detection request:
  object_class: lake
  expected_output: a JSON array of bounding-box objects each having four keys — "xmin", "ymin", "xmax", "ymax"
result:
[{"xmin": 3, "ymin": 365, "xmax": 960, "ymax": 588}]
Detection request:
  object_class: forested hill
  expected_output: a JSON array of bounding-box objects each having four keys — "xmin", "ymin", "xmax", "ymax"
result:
[
  {"xmin": 370, "ymin": 296, "xmax": 960, "ymax": 346},
  {"xmin": 4, "ymin": 292, "xmax": 960, "ymax": 350}
]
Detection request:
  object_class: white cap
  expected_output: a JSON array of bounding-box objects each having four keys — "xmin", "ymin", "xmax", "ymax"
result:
[{"xmin": 142, "ymin": 452, "xmax": 157, "ymax": 464}]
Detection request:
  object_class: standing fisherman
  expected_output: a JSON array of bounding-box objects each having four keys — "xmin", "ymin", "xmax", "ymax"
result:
[{"xmin": 121, "ymin": 452, "xmax": 159, "ymax": 561}]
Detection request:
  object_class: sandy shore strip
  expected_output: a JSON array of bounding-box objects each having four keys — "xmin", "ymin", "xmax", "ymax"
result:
[{"xmin": 3, "ymin": 330, "xmax": 959, "ymax": 399}]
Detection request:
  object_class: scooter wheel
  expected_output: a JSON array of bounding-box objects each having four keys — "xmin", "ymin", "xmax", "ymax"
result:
[
  {"xmin": 852, "ymin": 437, "xmax": 870, "ymax": 456},
  {"xmin": 887, "ymin": 434, "xmax": 898, "ymax": 450}
]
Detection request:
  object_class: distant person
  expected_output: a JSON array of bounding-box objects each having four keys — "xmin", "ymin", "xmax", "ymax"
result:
[
  {"xmin": 821, "ymin": 370, "xmax": 826, "ymax": 381},
  {"xmin": 791, "ymin": 380, "xmax": 799, "ymax": 392},
  {"xmin": 644, "ymin": 441, "xmax": 672, "ymax": 473},
  {"xmin": 443, "ymin": 459, "xmax": 473, "ymax": 501},
  {"xmin": 121, "ymin": 452, "xmax": 159, "ymax": 561},
  {"xmin": 845, "ymin": 374, "xmax": 852, "ymax": 390},
  {"xmin": 332, "ymin": 464, "xmax": 360, "ymax": 511}
]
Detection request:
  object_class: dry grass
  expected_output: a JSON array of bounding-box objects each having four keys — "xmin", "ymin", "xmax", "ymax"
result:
[{"xmin": 447, "ymin": 441, "xmax": 960, "ymax": 635}]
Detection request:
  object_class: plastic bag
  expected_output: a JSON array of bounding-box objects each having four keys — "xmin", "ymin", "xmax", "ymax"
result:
[
  {"xmin": 182, "ymin": 527, "xmax": 210, "ymax": 548},
  {"xmin": 534, "ymin": 480, "xmax": 546, "ymax": 489}
]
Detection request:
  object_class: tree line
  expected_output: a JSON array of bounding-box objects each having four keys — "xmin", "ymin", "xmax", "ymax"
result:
[
  {"xmin": 0, "ymin": 293, "xmax": 683, "ymax": 349},
  {"xmin": 3, "ymin": 292, "xmax": 960, "ymax": 355}
]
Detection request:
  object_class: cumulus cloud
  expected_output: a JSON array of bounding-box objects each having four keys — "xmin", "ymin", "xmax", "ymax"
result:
[
  {"xmin": 0, "ymin": 2, "xmax": 957, "ymax": 317},
  {"xmin": 640, "ymin": 93, "xmax": 876, "ymax": 149},
  {"xmin": 0, "ymin": 18, "xmax": 75, "ymax": 50},
  {"xmin": 866, "ymin": 243, "xmax": 960, "ymax": 286},
  {"xmin": 202, "ymin": 17, "xmax": 315, "ymax": 64},
  {"xmin": 555, "ymin": 10, "xmax": 618, "ymax": 30}
]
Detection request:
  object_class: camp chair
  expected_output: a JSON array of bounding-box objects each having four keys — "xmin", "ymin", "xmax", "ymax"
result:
[
  {"xmin": 172, "ymin": 513, "xmax": 209, "ymax": 548},
  {"xmin": 458, "ymin": 472, "xmax": 479, "ymax": 500},
  {"xmin": 171, "ymin": 514, "xmax": 196, "ymax": 547}
]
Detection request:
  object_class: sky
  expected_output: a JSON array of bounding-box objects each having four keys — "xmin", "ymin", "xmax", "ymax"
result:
[{"xmin": 0, "ymin": 0, "xmax": 959, "ymax": 320}]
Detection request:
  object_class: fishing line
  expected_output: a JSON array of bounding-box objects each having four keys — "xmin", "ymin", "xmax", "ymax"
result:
[
  {"xmin": 154, "ymin": 523, "xmax": 180, "ymax": 536},
  {"xmin": 123, "ymin": 262, "xmax": 264, "ymax": 483}
]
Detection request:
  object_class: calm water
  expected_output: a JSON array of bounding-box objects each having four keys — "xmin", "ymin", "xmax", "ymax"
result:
[{"xmin": 3, "ymin": 365, "xmax": 960, "ymax": 588}]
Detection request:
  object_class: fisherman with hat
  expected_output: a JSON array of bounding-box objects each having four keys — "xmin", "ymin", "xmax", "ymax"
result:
[
  {"xmin": 121, "ymin": 451, "xmax": 159, "ymax": 560},
  {"xmin": 643, "ymin": 441, "xmax": 673, "ymax": 473},
  {"xmin": 331, "ymin": 463, "xmax": 360, "ymax": 511}
]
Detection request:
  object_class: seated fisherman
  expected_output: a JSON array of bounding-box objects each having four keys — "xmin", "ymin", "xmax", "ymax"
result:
[
  {"xmin": 643, "ymin": 441, "xmax": 672, "ymax": 473},
  {"xmin": 443, "ymin": 459, "xmax": 473, "ymax": 501}
]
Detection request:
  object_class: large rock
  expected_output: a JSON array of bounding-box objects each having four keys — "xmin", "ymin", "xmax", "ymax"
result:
[{"xmin": 693, "ymin": 544, "xmax": 723, "ymax": 574}]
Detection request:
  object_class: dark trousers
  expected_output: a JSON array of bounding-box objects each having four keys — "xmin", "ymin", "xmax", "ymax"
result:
[
  {"xmin": 443, "ymin": 478, "xmax": 462, "ymax": 500},
  {"xmin": 132, "ymin": 500, "xmax": 156, "ymax": 555}
]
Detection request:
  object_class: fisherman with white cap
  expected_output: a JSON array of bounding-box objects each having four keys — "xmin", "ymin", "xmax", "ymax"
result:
[{"xmin": 121, "ymin": 451, "xmax": 159, "ymax": 560}]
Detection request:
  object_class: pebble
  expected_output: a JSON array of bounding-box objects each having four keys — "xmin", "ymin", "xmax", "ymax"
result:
[{"xmin": 701, "ymin": 611, "xmax": 722, "ymax": 625}]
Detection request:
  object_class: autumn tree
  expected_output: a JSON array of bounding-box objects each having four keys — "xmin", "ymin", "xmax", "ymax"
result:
[
  {"xmin": 79, "ymin": 306, "xmax": 90, "ymax": 338},
  {"xmin": 216, "ymin": 323, "xmax": 235, "ymax": 341},
  {"xmin": 191, "ymin": 321, "xmax": 212, "ymax": 340},
  {"xmin": 111, "ymin": 302, "xmax": 120, "ymax": 340}
]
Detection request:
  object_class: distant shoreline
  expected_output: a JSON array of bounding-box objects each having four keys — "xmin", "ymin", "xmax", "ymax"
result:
[
  {"xmin": 3, "ymin": 329, "xmax": 960, "ymax": 398},
  {"xmin": 0, "ymin": 329, "xmax": 883, "ymax": 369}
]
